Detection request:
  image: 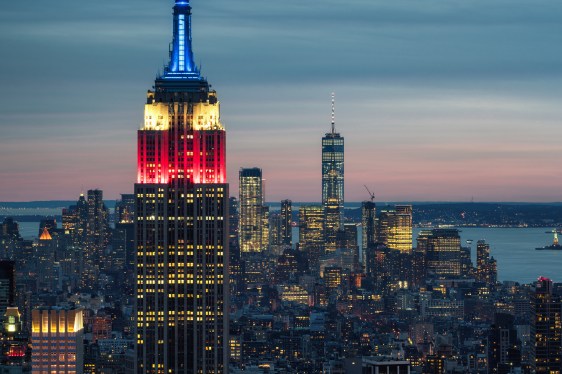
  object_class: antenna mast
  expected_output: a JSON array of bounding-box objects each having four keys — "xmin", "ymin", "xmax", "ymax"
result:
[{"xmin": 331, "ymin": 92, "xmax": 335, "ymax": 134}]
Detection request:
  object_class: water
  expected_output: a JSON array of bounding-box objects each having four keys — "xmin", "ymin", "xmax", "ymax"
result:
[
  {"xmin": 293, "ymin": 226, "xmax": 559, "ymax": 284},
  {"xmin": 16, "ymin": 221, "xmax": 561, "ymax": 284},
  {"xmin": 414, "ymin": 227, "xmax": 561, "ymax": 284},
  {"xmin": 18, "ymin": 221, "xmax": 41, "ymax": 240}
]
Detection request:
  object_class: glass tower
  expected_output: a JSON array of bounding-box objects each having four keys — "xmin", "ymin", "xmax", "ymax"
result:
[
  {"xmin": 322, "ymin": 94, "xmax": 344, "ymax": 252},
  {"xmin": 239, "ymin": 168, "xmax": 265, "ymax": 253},
  {"xmin": 135, "ymin": 1, "xmax": 229, "ymax": 372}
]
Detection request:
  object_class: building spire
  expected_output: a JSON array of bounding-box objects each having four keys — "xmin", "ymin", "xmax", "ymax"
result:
[
  {"xmin": 164, "ymin": 0, "xmax": 200, "ymax": 78},
  {"xmin": 331, "ymin": 92, "xmax": 336, "ymax": 134}
]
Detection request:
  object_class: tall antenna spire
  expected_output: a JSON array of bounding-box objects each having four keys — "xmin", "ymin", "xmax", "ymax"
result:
[
  {"xmin": 331, "ymin": 92, "xmax": 336, "ymax": 134},
  {"xmin": 163, "ymin": 0, "xmax": 200, "ymax": 78}
]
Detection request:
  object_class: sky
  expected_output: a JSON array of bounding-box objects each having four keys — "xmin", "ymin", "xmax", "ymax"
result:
[{"xmin": 2, "ymin": 0, "xmax": 562, "ymax": 202}]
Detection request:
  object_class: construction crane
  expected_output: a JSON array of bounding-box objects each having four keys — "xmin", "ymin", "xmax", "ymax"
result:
[{"xmin": 364, "ymin": 185, "xmax": 375, "ymax": 202}]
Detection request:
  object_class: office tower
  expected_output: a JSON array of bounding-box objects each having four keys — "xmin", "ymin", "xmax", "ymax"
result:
[
  {"xmin": 361, "ymin": 201, "xmax": 376, "ymax": 262},
  {"xmin": 115, "ymin": 194, "xmax": 135, "ymax": 224},
  {"xmin": 476, "ymin": 240, "xmax": 490, "ymax": 272},
  {"xmin": 376, "ymin": 205, "xmax": 413, "ymax": 253},
  {"xmin": 92, "ymin": 313, "xmax": 113, "ymax": 343},
  {"xmin": 62, "ymin": 196, "xmax": 87, "ymax": 291},
  {"xmin": 532, "ymin": 277, "xmax": 561, "ymax": 373},
  {"xmin": 269, "ymin": 213, "xmax": 282, "ymax": 247},
  {"xmin": 228, "ymin": 197, "xmax": 242, "ymax": 295},
  {"xmin": 62, "ymin": 193, "xmax": 88, "ymax": 247},
  {"xmin": 135, "ymin": 1, "xmax": 229, "ymax": 372},
  {"xmin": 261, "ymin": 205, "xmax": 270, "ymax": 251},
  {"xmin": 324, "ymin": 266, "xmax": 342, "ymax": 292},
  {"xmin": 62, "ymin": 192, "xmax": 110, "ymax": 291},
  {"xmin": 87, "ymin": 189, "xmax": 110, "ymax": 255},
  {"xmin": 0, "ymin": 261, "xmax": 15, "ymax": 323},
  {"xmin": 38, "ymin": 218, "xmax": 59, "ymax": 238},
  {"xmin": 36, "ymin": 228, "xmax": 58, "ymax": 291},
  {"xmin": 424, "ymin": 229, "xmax": 461, "ymax": 277},
  {"xmin": 239, "ymin": 168, "xmax": 265, "ymax": 253},
  {"xmin": 322, "ymin": 95, "xmax": 344, "ymax": 252},
  {"xmin": 280, "ymin": 200, "xmax": 292, "ymax": 247},
  {"xmin": 229, "ymin": 197, "xmax": 240, "ymax": 257},
  {"xmin": 336, "ymin": 224, "xmax": 359, "ymax": 272},
  {"xmin": 0, "ymin": 219, "xmax": 20, "ymax": 241},
  {"xmin": 299, "ymin": 205, "xmax": 325, "ymax": 275},
  {"xmin": 0, "ymin": 218, "xmax": 21, "ymax": 260},
  {"xmin": 31, "ymin": 307, "xmax": 84, "ymax": 373},
  {"xmin": 115, "ymin": 194, "xmax": 136, "ymax": 280},
  {"xmin": 475, "ymin": 240, "xmax": 497, "ymax": 286},
  {"xmin": 459, "ymin": 247, "xmax": 473, "ymax": 277},
  {"xmin": 488, "ymin": 313, "xmax": 522, "ymax": 373}
]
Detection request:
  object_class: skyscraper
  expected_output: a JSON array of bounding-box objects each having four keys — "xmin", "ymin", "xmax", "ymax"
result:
[
  {"xmin": 135, "ymin": 1, "xmax": 228, "ymax": 372},
  {"xmin": 424, "ymin": 229, "xmax": 461, "ymax": 277},
  {"xmin": 31, "ymin": 307, "xmax": 84, "ymax": 373},
  {"xmin": 476, "ymin": 240, "xmax": 497, "ymax": 286},
  {"xmin": 532, "ymin": 277, "xmax": 561, "ymax": 373},
  {"xmin": 322, "ymin": 94, "xmax": 344, "ymax": 252},
  {"xmin": 299, "ymin": 205, "xmax": 325, "ymax": 275},
  {"xmin": 361, "ymin": 201, "xmax": 376, "ymax": 266},
  {"xmin": 0, "ymin": 261, "xmax": 15, "ymax": 323},
  {"xmin": 376, "ymin": 205, "xmax": 413, "ymax": 253},
  {"xmin": 84, "ymin": 189, "xmax": 110, "ymax": 290},
  {"xmin": 280, "ymin": 199, "xmax": 293, "ymax": 247},
  {"xmin": 239, "ymin": 168, "xmax": 265, "ymax": 253}
]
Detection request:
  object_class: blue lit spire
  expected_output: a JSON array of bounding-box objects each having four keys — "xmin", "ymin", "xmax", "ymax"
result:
[{"xmin": 163, "ymin": 0, "xmax": 201, "ymax": 80}]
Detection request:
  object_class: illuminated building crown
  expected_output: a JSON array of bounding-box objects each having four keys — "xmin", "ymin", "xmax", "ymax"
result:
[{"xmin": 162, "ymin": 0, "xmax": 201, "ymax": 80}]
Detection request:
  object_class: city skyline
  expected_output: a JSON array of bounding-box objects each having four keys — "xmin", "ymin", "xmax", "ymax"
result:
[{"xmin": 3, "ymin": 0, "xmax": 562, "ymax": 202}]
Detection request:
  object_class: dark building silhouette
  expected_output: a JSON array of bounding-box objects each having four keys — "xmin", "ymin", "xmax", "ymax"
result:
[
  {"xmin": 0, "ymin": 261, "xmax": 15, "ymax": 321},
  {"xmin": 532, "ymin": 277, "xmax": 561, "ymax": 373}
]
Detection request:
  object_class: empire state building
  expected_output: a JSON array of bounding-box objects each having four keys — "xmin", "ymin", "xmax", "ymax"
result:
[{"xmin": 135, "ymin": 1, "xmax": 228, "ymax": 372}]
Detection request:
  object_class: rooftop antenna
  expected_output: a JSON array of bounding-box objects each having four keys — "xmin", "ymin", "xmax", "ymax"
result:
[
  {"xmin": 331, "ymin": 92, "xmax": 336, "ymax": 134},
  {"xmin": 364, "ymin": 185, "xmax": 375, "ymax": 202}
]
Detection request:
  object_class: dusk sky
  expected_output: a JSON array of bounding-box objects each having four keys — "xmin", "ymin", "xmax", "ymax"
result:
[{"xmin": 2, "ymin": 0, "xmax": 562, "ymax": 202}]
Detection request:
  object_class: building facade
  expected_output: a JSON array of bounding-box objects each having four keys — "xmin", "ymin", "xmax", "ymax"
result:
[
  {"xmin": 280, "ymin": 199, "xmax": 292, "ymax": 247},
  {"xmin": 31, "ymin": 307, "xmax": 84, "ymax": 373},
  {"xmin": 135, "ymin": 1, "xmax": 229, "ymax": 372},
  {"xmin": 361, "ymin": 201, "xmax": 376, "ymax": 266},
  {"xmin": 532, "ymin": 277, "xmax": 561, "ymax": 373},
  {"xmin": 425, "ymin": 229, "xmax": 461, "ymax": 277},
  {"xmin": 376, "ymin": 205, "xmax": 412, "ymax": 253},
  {"xmin": 299, "ymin": 205, "xmax": 325, "ymax": 275},
  {"xmin": 239, "ymin": 168, "xmax": 265, "ymax": 253},
  {"xmin": 322, "ymin": 96, "xmax": 344, "ymax": 252}
]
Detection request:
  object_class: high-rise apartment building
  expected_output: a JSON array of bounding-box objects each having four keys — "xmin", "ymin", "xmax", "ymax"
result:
[
  {"xmin": 299, "ymin": 205, "xmax": 325, "ymax": 275},
  {"xmin": 82, "ymin": 189, "xmax": 110, "ymax": 290},
  {"xmin": 424, "ymin": 229, "xmax": 462, "ymax": 277},
  {"xmin": 322, "ymin": 95, "xmax": 344, "ymax": 252},
  {"xmin": 532, "ymin": 277, "xmax": 561, "ymax": 373},
  {"xmin": 376, "ymin": 205, "xmax": 412, "ymax": 253},
  {"xmin": 239, "ymin": 168, "xmax": 265, "ymax": 253},
  {"xmin": 476, "ymin": 240, "xmax": 497, "ymax": 286},
  {"xmin": 361, "ymin": 201, "xmax": 376, "ymax": 265},
  {"xmin": 135, "ymin": 1, "xmax": 229, "ymax": 372},
  {"xmin": 280, "ymin": 200, "xmax": 292, "ymax": 247},
  {"xmin": 31, "ymin": 307, "xmax": 84, "ymax": 373}
]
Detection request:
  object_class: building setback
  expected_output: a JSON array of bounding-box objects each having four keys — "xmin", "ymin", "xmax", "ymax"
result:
[{"xmin": 135, "ymin": 0, "xmax": 229, "ymax": 372}]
